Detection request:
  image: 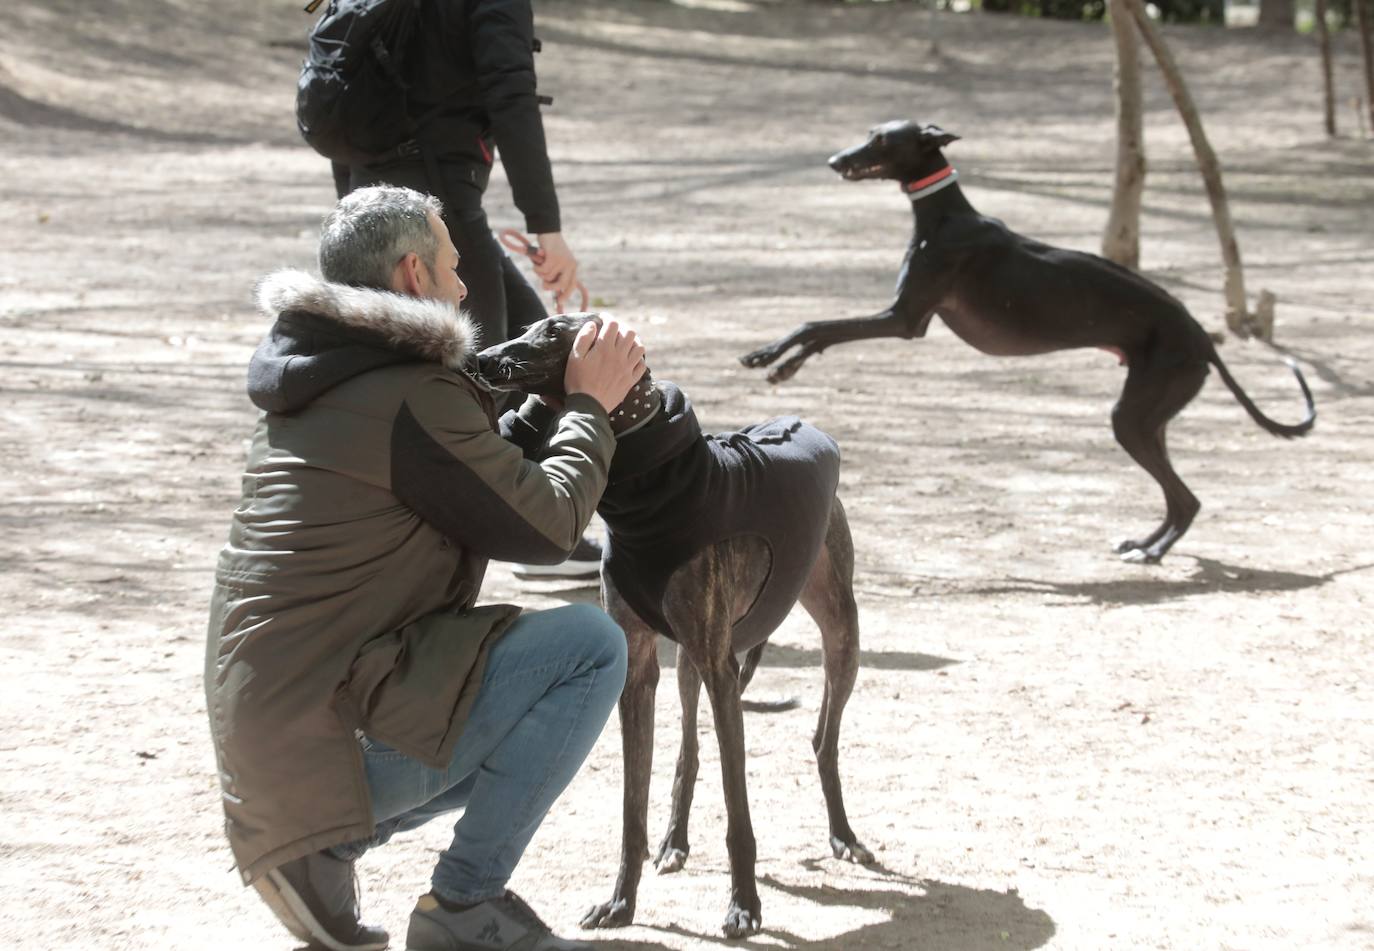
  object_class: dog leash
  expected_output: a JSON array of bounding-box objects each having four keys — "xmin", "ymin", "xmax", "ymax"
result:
[{"xmin": 498, "ymin": 228, "xmax": 591, "ymax": 314}]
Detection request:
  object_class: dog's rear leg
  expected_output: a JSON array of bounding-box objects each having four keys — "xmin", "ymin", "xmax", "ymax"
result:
[
  {"xmin": 1110, "ymin": 360, "xmax": 1208, "ymax": 563},
  {"xmin": 654, "ymin": 646, "xmax": 701, "ymax": 875},
  {"xmin": 582, "ymin": 586, "xmax": 659, "ymax": 930},
  {"xmin": 799, "ymin": 496, "xmax": 874, "ymax": 864}
]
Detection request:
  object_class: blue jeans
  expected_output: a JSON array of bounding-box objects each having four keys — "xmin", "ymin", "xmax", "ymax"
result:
[{"xmin": 334, "ymin": 603, "xmax": 627, "ymax": 904}]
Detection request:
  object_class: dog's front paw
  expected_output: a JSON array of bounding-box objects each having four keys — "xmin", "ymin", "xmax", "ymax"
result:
[
  {"xmin": 739, "ymin": 344, "xmax": 783, "ymax": 369},
  {"xmin": 1117, "ymin": 545, "xmax": 1160, "ymax": 565},
  {"xmin": 581, "ymin": 897, "xmax": 635, "ymax": 929},
  {"xmin": 830, "ymin": 834, "xmax": 875, "ymax": 865},
  {"xmin": 655, "ymin": 846, "xmax": 688, "ymax": 874},
  {"xmin": 722, "ymin": 900, "xmax": 762, "ymax": 938}
]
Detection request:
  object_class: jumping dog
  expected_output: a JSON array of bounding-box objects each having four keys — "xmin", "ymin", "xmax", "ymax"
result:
[
  {"xmin": 477, "ymin": 314, "xmax": 874, "ymax": 938},
  {"xmin": 740, "ymin": 120, "xmax": 1316, "ymax": 563}
]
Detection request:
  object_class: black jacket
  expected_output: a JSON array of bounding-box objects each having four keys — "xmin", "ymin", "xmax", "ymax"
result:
[
  {"xmin": 598, "ymin": 385, "xmax": 842, "ymax": 652},
  {"xmin": 407, "ymin": 0, "xmax": 560, "ymax": 233}
]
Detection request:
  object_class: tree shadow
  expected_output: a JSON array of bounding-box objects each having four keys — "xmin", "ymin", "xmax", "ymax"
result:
[
  {"xmin": 1268, "ymin": 343, "xmax": 1374, "ymax": 400},
  {"xmin": 0, "ymin": 80, "xmax": 242, "ymax": 145},
  {"xmin": 963, "ymin": 556, "xmax": 1374, "ymax": 607}
]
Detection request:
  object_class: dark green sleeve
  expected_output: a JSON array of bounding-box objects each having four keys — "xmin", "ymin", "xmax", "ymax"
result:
[{"xmin": 391, "ymin": 376, "xmax": 610, "ymax": 563}]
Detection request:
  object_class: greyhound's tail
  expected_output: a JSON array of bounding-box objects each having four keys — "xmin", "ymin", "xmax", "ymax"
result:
[
  {"xmin": 1209, "ymin": 351, "xmax": 1316, "ymax": 439},
  {"xmin": 737, "ymin": 643, "xmax": 801, "ymax": 713}
]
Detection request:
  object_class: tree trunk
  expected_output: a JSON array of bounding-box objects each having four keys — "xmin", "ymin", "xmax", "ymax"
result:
[
  {"xmin": 1258, "ymin": 0, "xmax": 1296, "ymax": 30},
  {"xmin": 1122, "ymin": 0, "xmax": 1257, "ymax": 336},
  {"xmin": 1315, "ymin": 0, "xmax": 1337, "ymax": 136},
  {"xmin": 1104, "ymin": 0, "xmax": 1146, "ymax": 268},
  {"xmin": 1357, "ymin": 0, "xmax": 1374, "ymax": 133}
]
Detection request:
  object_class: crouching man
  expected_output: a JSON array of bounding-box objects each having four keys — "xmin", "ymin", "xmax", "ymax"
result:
[{"xmin": 205, "ymin": 185, "xmax": 644, "ymax": 950}]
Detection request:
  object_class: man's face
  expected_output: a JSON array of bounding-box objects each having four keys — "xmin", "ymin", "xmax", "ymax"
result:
[{"xmin": 419, "ymin": 211, "xmax": 467, "ymax": 308}]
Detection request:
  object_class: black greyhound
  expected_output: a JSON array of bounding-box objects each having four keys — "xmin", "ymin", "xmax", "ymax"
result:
[
  {"xmin": 477, "ymin": 314, "xmax": 874, "ymax": 938},
  {"xmin": 740, "ymin": 120, "xmax": 1316, "ymax": 564}
]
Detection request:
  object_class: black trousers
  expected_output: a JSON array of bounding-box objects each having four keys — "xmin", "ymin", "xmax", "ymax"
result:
[{"xmin": 338, "ymin": 159, "xmax": 549, "ymax": 351}]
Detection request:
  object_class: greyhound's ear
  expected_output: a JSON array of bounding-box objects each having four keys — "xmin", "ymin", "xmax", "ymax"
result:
[{"xmin": 920, "ymin": 124, "xmax": 960, "ymax": 149}]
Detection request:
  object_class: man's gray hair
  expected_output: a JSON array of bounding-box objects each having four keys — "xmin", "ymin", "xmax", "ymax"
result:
[{"xmin": 318, "ymin": 185, "xmax": 445, "ymax": 290}]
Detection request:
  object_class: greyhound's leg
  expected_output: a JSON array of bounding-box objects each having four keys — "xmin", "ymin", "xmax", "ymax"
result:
[
  {"xmin": 654, "ymin": 645, "xmax": 701, "ymax": 875},
  {"xmin": 696, "ymin": 651, "xmax": 762, "ymax": 937},
  {"xmin": 1110, "ymin": 358, "xmax": 1208, "ymax": 563},
  {"xmin": 662, "ymin": 539, "xmax": 770, "ymax": 937},
  {"xmin": 739, "ymin": 307, "xmax": 911, "ymax": 378},
  {"xmin": 798, "ymin": 497, "xmax": 873, "ymax": 864},
  {"xmin": 582, "ymin": 588, "xmax": 659, "ymax": 930}
]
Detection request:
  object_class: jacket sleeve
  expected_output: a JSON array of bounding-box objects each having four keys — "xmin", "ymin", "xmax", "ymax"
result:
[
  {"xmin": 469, "ymin": 0, "xmax": 560, "ymax": 234},
  {"xmin": 390, "ymin": 374, "xmax": 611, "ymax": 564}
]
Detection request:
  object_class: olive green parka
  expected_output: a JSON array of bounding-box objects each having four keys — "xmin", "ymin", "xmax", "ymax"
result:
[{"xmin": 205, "ymin": 269, "xmax": 613, "ymax": 884}]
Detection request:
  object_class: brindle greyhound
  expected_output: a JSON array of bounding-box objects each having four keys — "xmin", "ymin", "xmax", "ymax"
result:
[
  {"xmin": 477, "ymin": 314, "xmax": 874, "ymax": 939},
  {"xmin": 740, "ymin": 120, "xmax": 1316, "ymax": 564}
]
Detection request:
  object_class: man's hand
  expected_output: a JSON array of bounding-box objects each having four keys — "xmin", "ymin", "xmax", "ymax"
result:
[
  {"xmin": 532, "ymin": 232, "xmax": 578, "ymax": 312},
  {"xmin": 564, "ymin": 318, "xmax": 646, "ymax": 414}
]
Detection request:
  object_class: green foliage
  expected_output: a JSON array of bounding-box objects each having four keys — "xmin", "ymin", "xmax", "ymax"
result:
[
  {"xmin": 979, "ymin": 0, "xmax": 1104, "ymax": 21},
  {"xmin": 1151, "ymin": 0, "xmax": 1225, "ymax": 23},
  {"xmin": 976, "ymin": 0, "xmax": 1222, "ymax": 21}
]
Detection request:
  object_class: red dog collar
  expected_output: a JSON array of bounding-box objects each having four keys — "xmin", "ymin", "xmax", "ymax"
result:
[{"xmin": 902, "ymin": 165, "xmax": 958, "ymax": 201}]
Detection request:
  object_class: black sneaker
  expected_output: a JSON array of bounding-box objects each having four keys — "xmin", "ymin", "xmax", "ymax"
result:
[
  {"xmin": 254, "ymin": 850, "xmax": 389, "ymax": 951},
  {"xmin": 405, "ymin": 890, "xmax": 594, "ymax": 950},
  {"xmin": 512, "ymin": 536, "xmax": 602, "ymax": 581}
]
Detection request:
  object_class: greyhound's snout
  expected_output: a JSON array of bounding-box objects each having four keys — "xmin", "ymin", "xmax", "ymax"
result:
[
  {"xmin": 475, "ymin": 348, "xmax": 515, "ymax": 387},
  {"xmin": 476, "ymin": 351, "xmax": 499, "ymax": 379}
]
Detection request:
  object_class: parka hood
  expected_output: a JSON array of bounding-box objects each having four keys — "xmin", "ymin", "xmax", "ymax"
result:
[{"xmin": 248, "ymin": 269, "xmax": 481, "ymax": 413}]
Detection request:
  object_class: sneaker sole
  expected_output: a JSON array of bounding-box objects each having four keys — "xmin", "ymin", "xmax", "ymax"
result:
[
  {"xmin": 511, "ymin": 562, "xmax": 601, "ymax": 580},
  {"xmin": 257, "ymin": 868, "xmax": 388, "ymax": 951}
]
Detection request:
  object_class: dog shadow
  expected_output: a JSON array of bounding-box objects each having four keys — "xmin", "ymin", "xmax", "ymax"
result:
[
  {"xmin": 964, "ymin": 556, "xmax": 1374, "ymax": 607},
  {"xmin": 755, "ymin": 642, "xmax": 957, "ymax": 672},
  {"xmin": 590, "ymin": 866, "xmax": 1055, "ymax": 950}
]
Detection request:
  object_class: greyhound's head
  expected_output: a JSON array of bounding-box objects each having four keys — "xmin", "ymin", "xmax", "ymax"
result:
[
  {"xmin": 476, "ymin": 312, "xmax": 601, "ymax": 400},
  {"xmin": 828, "ymin": 120, "xmax": 960, "ymax": 183}
]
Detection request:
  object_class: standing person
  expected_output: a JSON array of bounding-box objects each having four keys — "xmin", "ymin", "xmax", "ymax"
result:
[
  {"xmin": 205, "ymin": 185, "xmax": 644, "ymax": 951},
  {"xmin": 344, "ymin": 0, "xmax": 598, "ymax": 579}
]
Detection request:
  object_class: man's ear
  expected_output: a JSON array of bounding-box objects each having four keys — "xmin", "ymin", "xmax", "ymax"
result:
[
  {"xmin": 391, "ymin": 252, "xmax": 428, "ymax": 297},
  {"xmin": 919, "ymin": 124, "xmax": 961, "ymax": 149}
]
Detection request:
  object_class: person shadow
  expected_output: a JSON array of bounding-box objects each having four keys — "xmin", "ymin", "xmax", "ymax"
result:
[{"xmin": 586, "ymin": 861, "xmax": 1056, "ymax": 950}]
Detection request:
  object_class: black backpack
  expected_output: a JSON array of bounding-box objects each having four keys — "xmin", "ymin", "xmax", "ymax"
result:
[{"xmin": 296, "ymin": 0, "xmax": 426, "ymax": 166}]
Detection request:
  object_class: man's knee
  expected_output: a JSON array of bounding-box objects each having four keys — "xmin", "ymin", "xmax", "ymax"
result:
[{"xmin": 562, "ymin": 602, "xmax": 628, "ymax": 682}]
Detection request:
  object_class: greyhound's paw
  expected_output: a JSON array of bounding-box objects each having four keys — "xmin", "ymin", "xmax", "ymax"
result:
[
  {"xmin": 581, "ymin": 898, "xmax": 635, "ymax": 929},
  {"xmin": 766, "ymin": 357, "xmax": 807, "ymax": 384},
  {"xmin": 722, "ymin": 901, "xmax": 762, "ymax": 938},
  {"xmin": 739, "ymin": 345, "xmax": 781, "ymax": 368},
  {"xmin": 655, "ymin": 846, "xmax": 688, "ymax": 874},
  {"xmin": 831, "ymin": 835, "xmax": 876, "ymax": 865},
  {"xmin": 1117, "ymin": 546, "xmax": 1160, "ymax": 565},
  {"xmin": 1113, "ymin": 537, "xmax": 1143, "ymax": 555}
]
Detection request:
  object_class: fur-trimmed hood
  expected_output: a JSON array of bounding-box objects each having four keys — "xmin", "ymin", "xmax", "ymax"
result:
[{"xmin": 247, "ymin": 269, "xmax": 481, "ymax": 414}]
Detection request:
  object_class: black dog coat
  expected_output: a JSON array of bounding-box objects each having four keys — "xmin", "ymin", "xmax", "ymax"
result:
[{"xmin": 599, "ymin": 383, "xmax": 841, "ymax": 652}]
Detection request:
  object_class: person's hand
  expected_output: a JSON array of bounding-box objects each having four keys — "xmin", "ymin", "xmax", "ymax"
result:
[
  {"xmin": 532, "ymin": 232, "xmax": 579, "ymax": 311},
  {"xmin": 564, "ymin": 318, "xmax": 646, "ymax": 414}
]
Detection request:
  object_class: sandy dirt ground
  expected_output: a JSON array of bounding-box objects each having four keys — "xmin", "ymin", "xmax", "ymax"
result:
[{"xmin": 2, "ymin": 1, "xmax": 1373, "ymax": 948}]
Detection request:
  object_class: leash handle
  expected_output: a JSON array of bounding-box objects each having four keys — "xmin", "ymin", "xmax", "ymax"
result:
[
  {"xmin": 498, "ymin": 227, "xmax": 540, "ymax": 262},
  {"xmin": 497, "ymin": 227, "xmax": 591, "ymax": 314}
]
